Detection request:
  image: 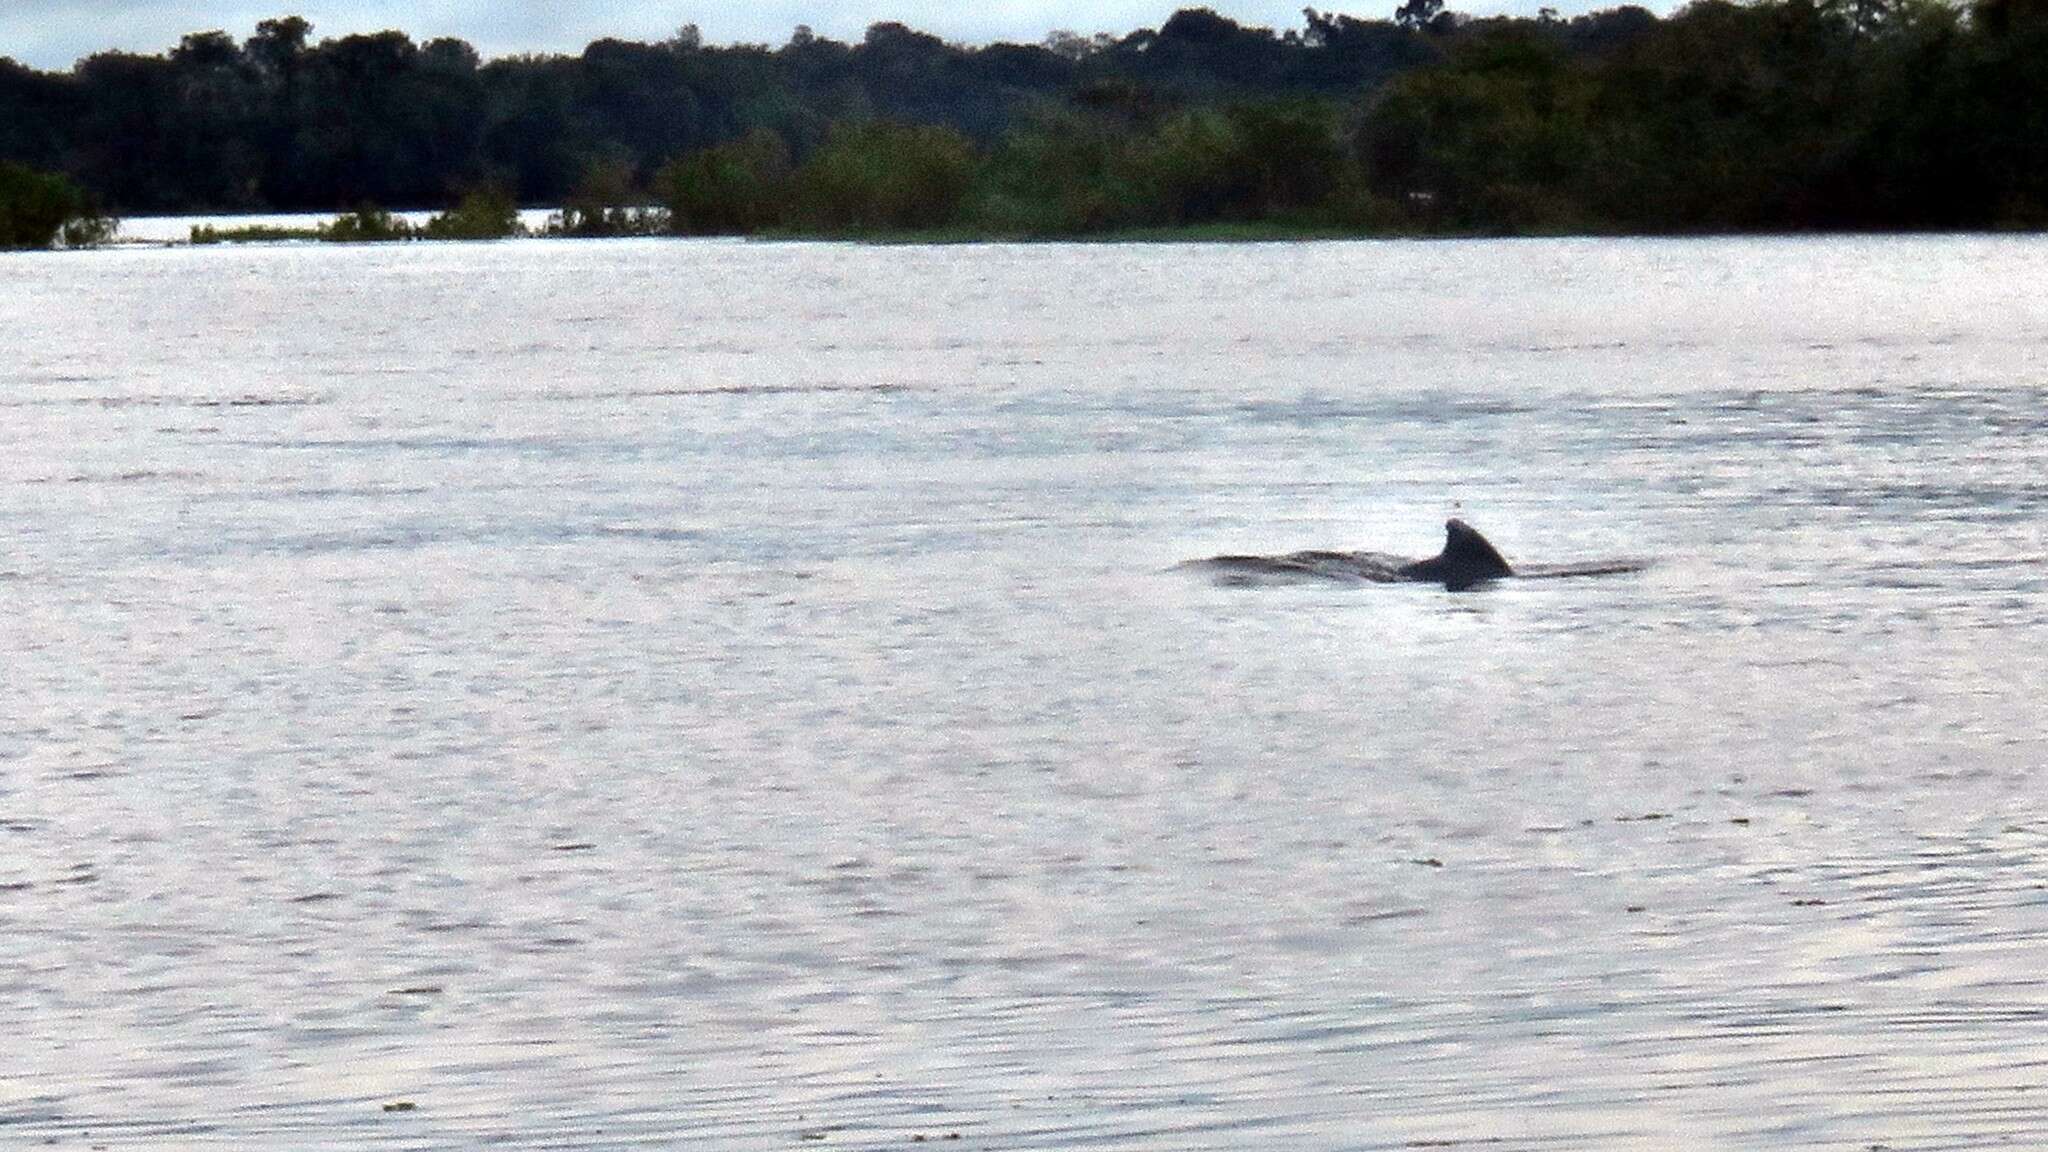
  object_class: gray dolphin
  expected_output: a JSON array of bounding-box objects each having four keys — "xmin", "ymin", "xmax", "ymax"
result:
[{"xmin": 1188, "ymin": 518, "xmax": 1644, "ymax": 591}]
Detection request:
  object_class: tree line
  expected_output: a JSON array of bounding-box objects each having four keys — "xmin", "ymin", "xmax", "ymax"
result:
[{"xmin": 5, "ymin": 1, "xmax": 2048, "ymax": 242}]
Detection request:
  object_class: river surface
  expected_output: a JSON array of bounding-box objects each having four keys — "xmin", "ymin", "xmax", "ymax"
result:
[{"xmin": 4, "ymin": 235, "xmax": 2047, "ymax": 1149}]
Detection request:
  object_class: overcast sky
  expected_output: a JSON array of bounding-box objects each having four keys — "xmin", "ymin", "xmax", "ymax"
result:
[{"xmin": 2, "ymin": 0, "xmax": 1656, "ymax": 70}]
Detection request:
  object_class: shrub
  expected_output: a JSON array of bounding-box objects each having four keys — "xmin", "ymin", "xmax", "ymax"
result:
[
  {"xmin": 423, "ymin": 185, "xmax": 523, "ymax": 239},
  {"xmin": 190, "ymin": 223, "xmax": 323, "ymax": 244},
  {"xmin": 790, "ymin": 120, "xmax": 978, "ymax": 233},
  {"xmin": 971, "ymin": 111, "xmax": 1149, "ymax": 234},
  {"xmin": 655, "ymin": 130, "xmax": 793, "ymax": 235},
  {"xmin": 1133, "ymin": 108, "xmax": 1249, "ymax": 224},
  {"xmin": 321, "ymin": 204, "xmax": 415, "ymax": 242},
  {"xmin": 0, "ymin": 163, "xmax": 113, "ymax": 249},
  {"xmin": 556, "ymin": 159, "xmax": 666, "ymax": 236}
]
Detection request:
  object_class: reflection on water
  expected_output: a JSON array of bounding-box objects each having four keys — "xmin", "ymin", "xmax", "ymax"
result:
[{"xmin": 4, "ymin": 236, "xmax": 2048, "ymax": 1149}]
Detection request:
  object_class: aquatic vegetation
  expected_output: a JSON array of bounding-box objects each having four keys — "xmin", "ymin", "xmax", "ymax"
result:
[
  {"xmin": 190, "ymin": 204, "xmax": 461, "ymax": 245},
  {"xmin": 421, "ymin": 186, "xmax": 523, "ymax": 240},
  {"xmin": 320, "ymin": 206, "xmax": 415, "ymax": 242},
  {"xmin": 59, "ymin": 212, "xmax": 119, "ymax": 248},
  {"xmin": 189, "ymin": 223, "xmax": 325, "ymax": 244},
  {"xmin": 191, "ymin": 206, "xmax": 436, "ymax": 245},
  {"xmin": 549, "ymin": 161, "xmax": 668, "ymax": 237}
]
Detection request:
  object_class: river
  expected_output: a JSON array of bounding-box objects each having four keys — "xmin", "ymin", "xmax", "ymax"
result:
[{"xmin": 4, "ymin": 234, "xmax": 2047, "ymax": 1148}]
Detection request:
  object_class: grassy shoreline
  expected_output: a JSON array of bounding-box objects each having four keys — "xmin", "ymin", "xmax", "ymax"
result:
[
  {"xmin": 171, "ymin": 219, "xmax": 1407, "ymax": 247},
  {"xmin": 130, "ymin": 213, "xmax": 2048, "ymax": 249}
]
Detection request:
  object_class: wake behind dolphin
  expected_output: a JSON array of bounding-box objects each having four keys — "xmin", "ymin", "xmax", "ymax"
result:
[{"xmin": 1188, "ymin": 518, "xmax": 1647, "ymax": 591}]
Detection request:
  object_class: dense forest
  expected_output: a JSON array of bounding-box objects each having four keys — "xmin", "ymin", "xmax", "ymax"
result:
[{"xmin": 6, "ymin": 1, "xmax": 2048, "ymax": 239}]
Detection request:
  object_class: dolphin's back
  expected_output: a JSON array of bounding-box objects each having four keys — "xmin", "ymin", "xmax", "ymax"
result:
[{"xmin": 1186, "ymin": 517, "xmax": 1642, "ymax": 590}]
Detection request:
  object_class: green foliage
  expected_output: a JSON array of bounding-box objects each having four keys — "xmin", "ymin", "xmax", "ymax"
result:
[
  {"xmin": 423, "ymin": 184, "xmax": 522, "ymax": 238},
  {"xmin": 555, "ymin": 158, "xmax": 665, "ymax": 236},
  {"xmin": 190, "ymin": 222, "xmax": 323, "ymax": 243},
  {"xmin": 790, "ymin": 120, "xmax": 978, "ymax": 232},
  {"xmin": 1221, "ymin": 101, "xmax": 1353, "ymax": 218},
  {"xmin": 1360, "ymin": 32, "xmax": 1598, "ymax": 231},
  {"xmin": 1134, "ymin": 101, "xmax": 1357, "ymax": 224},
  {"xmin": 320, "ymin": 204, "xmax": 415, "ymax": 241},
  {"xmin": 971, "ymin": 99, "xmax": 1358, "ymax": 234},
  {"xmin": 1571, "ymin": 1, "xmax": 1869, "ymax": 229},
  {"xmin": 973, "ymin": 109, "xmax": 1148, "ymax": 233},
  {"xmin": 1133, "ymin": 107, "xmax": 1246, "ymax": 224},
  {"xmin": 654, "ymin": 129, "xmax": 792, "ymax": 234},
  {"xmin": 0, "ymin": 162, "xmax": 111, "ymax": 248}
]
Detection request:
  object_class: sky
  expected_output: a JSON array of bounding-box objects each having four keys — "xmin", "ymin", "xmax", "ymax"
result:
[{"xmin": 0, "ymin": 0, "xmax": 1651, "ymax": 70}]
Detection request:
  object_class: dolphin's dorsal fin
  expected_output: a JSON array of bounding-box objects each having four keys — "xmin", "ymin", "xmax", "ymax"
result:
[
  {"xmin": 1441, "ymin": 518, "xmax": 1513, "ymax": 578},
  {"xmin": 1396, "ymin": 518, "xmax": 1515, "ymax": 588}
]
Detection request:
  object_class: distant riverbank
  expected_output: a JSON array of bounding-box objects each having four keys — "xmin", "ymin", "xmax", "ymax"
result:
[
  {"xmin": 104, "ymin": 213, "xmax": 2046, "ymax": 251},
  {"xmin": 14, "ymin": 2, "xmax": 2048, "ymax": 252},
  {"xmin": 105, "ymin": 211, "xmax": 1398, "ymax": 247}
]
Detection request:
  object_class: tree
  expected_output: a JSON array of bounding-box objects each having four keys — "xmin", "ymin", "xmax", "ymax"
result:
[
  {"xmin": 1396, "ymin": 0, "xmax": 1446, "ymax": 31},
  {"xmin": 1359, "ymin": 31, "xmax": 1596, "ymax": 230},
  {"xmin": 247, "ymin": 16, "xmax": 312, "ymax": 79},
  {"xmin": 0, "ymin": 55, "xmax": 78, "ymax": 174},
  {"xmin": 974, "ymin": 108, "xmax": 1147, "ymax": 232},
  {"xmin": 1225, "ymin": 100, "xmax": 1352, "ymax": 215},
  {"xmin": 70, "ymin": 51, "xmax": 181, "ymax": 209},
  {"xmin": 1043, "ymin": 30, "xmax": 1100, "ymax": 60}
]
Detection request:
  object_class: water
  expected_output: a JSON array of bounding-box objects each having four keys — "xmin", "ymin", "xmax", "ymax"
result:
[{"xmin": 4, "ymin": 235, "xmax": 2048, "ymax": 1149}]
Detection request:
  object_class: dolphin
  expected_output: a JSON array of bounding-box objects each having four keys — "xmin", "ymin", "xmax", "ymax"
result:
[{"xmin": 1187, "ymin": 518, "xmax": 1644, "ymax": 591}]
